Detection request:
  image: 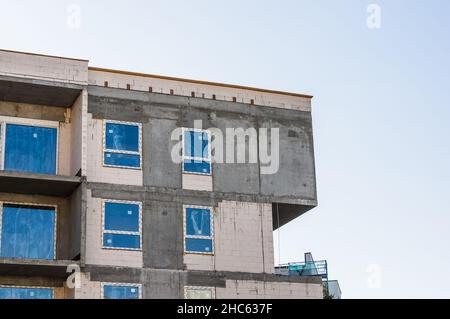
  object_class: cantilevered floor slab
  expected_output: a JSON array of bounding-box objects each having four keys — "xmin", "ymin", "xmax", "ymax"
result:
[
  {"xmin": 0, "ymin": 258, "xmax": 78, "ymax": 281},
  {"xmin": 0, "ymin": 171, "xmax": 81, "ymax": 197},
  {"xmin": 0, "ymin": 75, "xmax": 83, "ymax": 107}
]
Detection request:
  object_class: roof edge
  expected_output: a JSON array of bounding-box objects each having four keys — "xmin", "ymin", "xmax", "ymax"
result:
[
  {"xmin": 0, "ymin": 49, "xmax": 89, "ymax": 62},
  {"xmin": 89, "ymin": 66, "xmax": 314, "ymax": 99}
]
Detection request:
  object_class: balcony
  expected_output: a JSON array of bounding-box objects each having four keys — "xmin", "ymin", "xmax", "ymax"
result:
[
  {"xmin": 275, "ymin": 252, "xmax": 342, "ymax": 299},
  {"xmin": 0, "ymin": 171, "xmax": 81, "ymax": 197}
]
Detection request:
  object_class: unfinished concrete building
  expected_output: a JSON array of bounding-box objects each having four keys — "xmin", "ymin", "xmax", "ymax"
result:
[{"xmin": 0, "ymin": 49, "xmax": 321, "ymax": 299}]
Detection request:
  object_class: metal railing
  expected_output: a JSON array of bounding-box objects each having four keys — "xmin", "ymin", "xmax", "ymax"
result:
[{"xmin": 275, "ymin": 260, "xmax": 328, "ymax": 280}]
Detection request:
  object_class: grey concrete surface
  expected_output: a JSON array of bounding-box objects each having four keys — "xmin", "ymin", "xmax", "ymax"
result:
[
  {"xmin": 0, "ymin": 172, "xmax": 81, "ymax": 197},
  {"xmin": 87, "ymin": 86, "xmax": 317, "ymax": 214},
  {"xmin": 0, "ymin": 75, "xmax": 83, "ymax": 107}
]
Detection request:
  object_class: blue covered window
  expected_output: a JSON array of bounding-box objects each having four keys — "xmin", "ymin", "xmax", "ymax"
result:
[
  {"xmin": 2, "ymin": 123, "xmax": 57, "ymax": 174},
  {"xmin": 102, "ymin": 201, "xmax": 141, "ymax": 250},
  {"xmin": 103, "ymin": 121, "xmax": 141, "ymax": 169},
  {"xmin": 0, "ymin": 204, "xmax": 56, "ymax": 260},
  {"xmin": 184, "ymin": 207, "xmax": 214, "ymax": 254},
  {"xmin": 0, "ymin": 287, "xmax": 53, "ymax": 299},
  {"xmin": 102, "ymin": 284, "xmax": 140, "ymax": 299},
  {"xmin": 182, "ymin": 129, "xmax": 211, "ymax": 175}
]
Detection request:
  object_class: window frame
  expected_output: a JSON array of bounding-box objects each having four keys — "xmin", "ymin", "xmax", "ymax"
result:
[
  {"xmin": 183, "ymin": 205, "xmax": 214, "ymax": 255},
  {"xmin": 101, "ymin": 199, "xmax": 143, "ymax": 251},
  {"xmin": 181, "ymin": 127, "xmax": 212, "ymax": 175},
  {"xmin": 0, "ymin": 201, "xmax": 58, "ymax": 260},
  {"xmin": 0, "ymin": 285, "xmax": 54, "ymax": 299},
  {"xmin": 101, "ymin": 282, "xmax": 142, "ymax": 299},
  {"xmin": 184, "ymin": 286, "xmax": 215, "ymax": 299},
  {"xmin": 102, "ymin": 120, "xmax": 142, "ymax": 170},
  {"xmin": 0, "ymin": 116, "xmax": 59, "ymax": 174}
]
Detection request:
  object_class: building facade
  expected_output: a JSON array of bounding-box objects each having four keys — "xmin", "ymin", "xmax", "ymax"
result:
[{"xmin": 0, "ymin": 49, "xmax": 320, "ymax": 299}]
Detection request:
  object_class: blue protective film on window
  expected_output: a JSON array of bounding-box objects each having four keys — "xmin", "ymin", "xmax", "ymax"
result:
[
  {"xmin": 103, "ymin": 285, "xmax": 139, "ymax": 299},
  {"xmin": 105, "ymin": 123, "xmax": 139, "ymax": 152},
  {"xmin": 0, "ymin": 287, "xmax": 53, "ymax": 299},
  {"xmin": 185, "ymin": 238, "xmax": 213, "ymax": 253},
  {"xmin": 0, "ymin": 205, "xmax": 55, "ymax": 260},
  {"xmin": 4, "ymin": 124, "xmax": 57, "ymax": 174},
  {"xmin": 104, "ymin": 152, "xmax": 140, "ymax": 168},
  {"xmin": 104, "ymin": 202, "xmax": 139, "ymax": 232},
  {"xmin": 103, "ymin": 233, "xmax": 140, "ymax": 249},
  {"xmin": 185, "ymin": 208, "xmax": 211, "ymax": 237},
  {"xmin": 184, "ymin": 130, "xmax": 209, "ymax": 158},
  {"xmin": 183, "ymin": 159, "xmax": 211, "ymax": 174}
]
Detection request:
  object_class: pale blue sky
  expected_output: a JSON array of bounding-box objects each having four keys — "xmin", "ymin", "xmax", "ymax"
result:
[{"xmin": 1, "ymin": 0, "xmax": 449, "ymax": 298}]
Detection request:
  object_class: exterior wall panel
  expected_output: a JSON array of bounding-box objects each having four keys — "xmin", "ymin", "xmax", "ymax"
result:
[
  {"xmin": 0, "ymin": 50, "xmax": 88, "ymax": 85},
  {"xmin": 86, "ymin": 116, "xmax": 143, "ymax": 186},
  {"xmin": 184, "ymin": 201, "xmax": 274, "ymax": 274},
  {"xmin": 216, "ymin": 280, "xmax": 323, "ymax": 299},
  {"xmin": 84, "ymin": 190, "xmax": 143, "ymax": 268}
]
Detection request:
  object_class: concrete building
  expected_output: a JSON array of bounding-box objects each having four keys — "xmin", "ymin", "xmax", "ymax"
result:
[{"xmin": 0, "ymin": 49, "xmax": 321, "ymax": 299}]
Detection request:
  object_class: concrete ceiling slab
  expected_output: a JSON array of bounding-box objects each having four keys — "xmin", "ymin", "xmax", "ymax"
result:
[
  {"xmin": 272, "ymin": 203, "xmax": 316, "ymax": 230},
  {"xmin": 0, "ymin": 75, "xmax": 83, "ymax": 107},
  {"xmin": 0, "ymin": 258, "xmax": 76, "ymax": 281},
  {"xmin": 0, "ymin": 171, "xmax": 81, "ymax": 197}
]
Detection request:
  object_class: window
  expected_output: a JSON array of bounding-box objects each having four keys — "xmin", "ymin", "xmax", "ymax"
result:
[
  {"xmin": 0, "ymin": 121, "xmax": 57, "ymax": 174},
  {"xmin": 102, "ymin": 283, "xmax": 141, "ymax": 299},
  {"xmin": 0, "ymin": 286, "xmax": 53, "ymax": 299},
  {"xmin": 184, "ymin": 286, "xmax": 215, "ymax": 299},
  {"xmin": 183, "ymin": 206, "xmax": 214, "ymax": 254},
  {"xmin": 182, "ymin": 129, "xmax": 211, "ymax": 175},
  {"xmin": 0, "ymin": 203, "xmax": 56, "ymax": 260},
  {"xmin": 102, "ymin": 200, "xmax": 142, "ymax": 250},
  {"xmin": 103, "ymin": 120, "xmax": 141, "ymax": 169}
]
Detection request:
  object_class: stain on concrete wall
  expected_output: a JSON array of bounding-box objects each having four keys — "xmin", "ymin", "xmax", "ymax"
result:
[{"xmin": 142, "ymin": 200, "xmax": 184, "ymax": 269}]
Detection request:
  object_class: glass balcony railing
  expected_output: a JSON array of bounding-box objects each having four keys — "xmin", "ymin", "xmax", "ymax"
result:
[{"xmin": 275, "ymin": 252, "xmax": 341, "ymax": 299}]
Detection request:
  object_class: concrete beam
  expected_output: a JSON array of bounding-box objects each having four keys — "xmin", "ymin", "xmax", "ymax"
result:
[
  {"xmin": 0, "ymin": 171, "xmax": 81, "ymax": 197},
  {"xmin": 84, "ymin": 265, "xmax": 323, "ymax": 285},
  {"xmin": 0, "ymin": 258, "xmax": 77, "ymax": 280},
  {"xmin": 0, "ymin": 275, "xmax": 65, "ymax": 287}
]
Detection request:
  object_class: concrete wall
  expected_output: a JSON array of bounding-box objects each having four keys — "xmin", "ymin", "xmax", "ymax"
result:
[
  {"xmin": 182, "ymin": 174, "xmax": 213, "ymax": 192},
  {"xmin": 88, "ymin": 69, "xmax": 311, "ymax": 111},
  {"xmin": 216, "ymin": 280, "xmax": 323, "ymax": 299},
  {"xmin": 142, "ymin": 199, "xmax": 184, "ymax": 270},
  {"xmin": 0, "ymin": 101, "xmax": 66, "ymax": 121},
  {"xmin": 58, "ymin": 120, "xmax": 72, "ymax": 176},
  {"xmin": 84, "ymin": 189, "xmax": 143, "ymax": 268},
  {"xmin": 87, "ymin": 86, "xmax": 317, "ymax": 207},
  {"xmin": 68, "ymin": 185, "xmax": 82, "ymax": 260},
  {"xmin": 87, "ymin": 182, "xmax": 273, "ymax": 274},
  {"xmin": 70, "ymin": 90, "xmax": 87, "ymax": 176},
  {"xmin": 259, "ymin": 117, "xmax": 316, "ymax": 199},
  {"xmin": 0, "ymin": 49, "xmax": 88, "ymax": 85},
  {"xmin": 72, "ymin": 269, "xmax": 323, "ymax": 299},
  {"xmin": 86, "ymin": 115, "xmax": 143, "ymax": 185},
  {"xmin": 74, "ymin": 272, "xmax": 101, "ymax": 299},
  {"xmin": 184, "ymin": 201, "xmax": 274, "ymax": 274}
]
